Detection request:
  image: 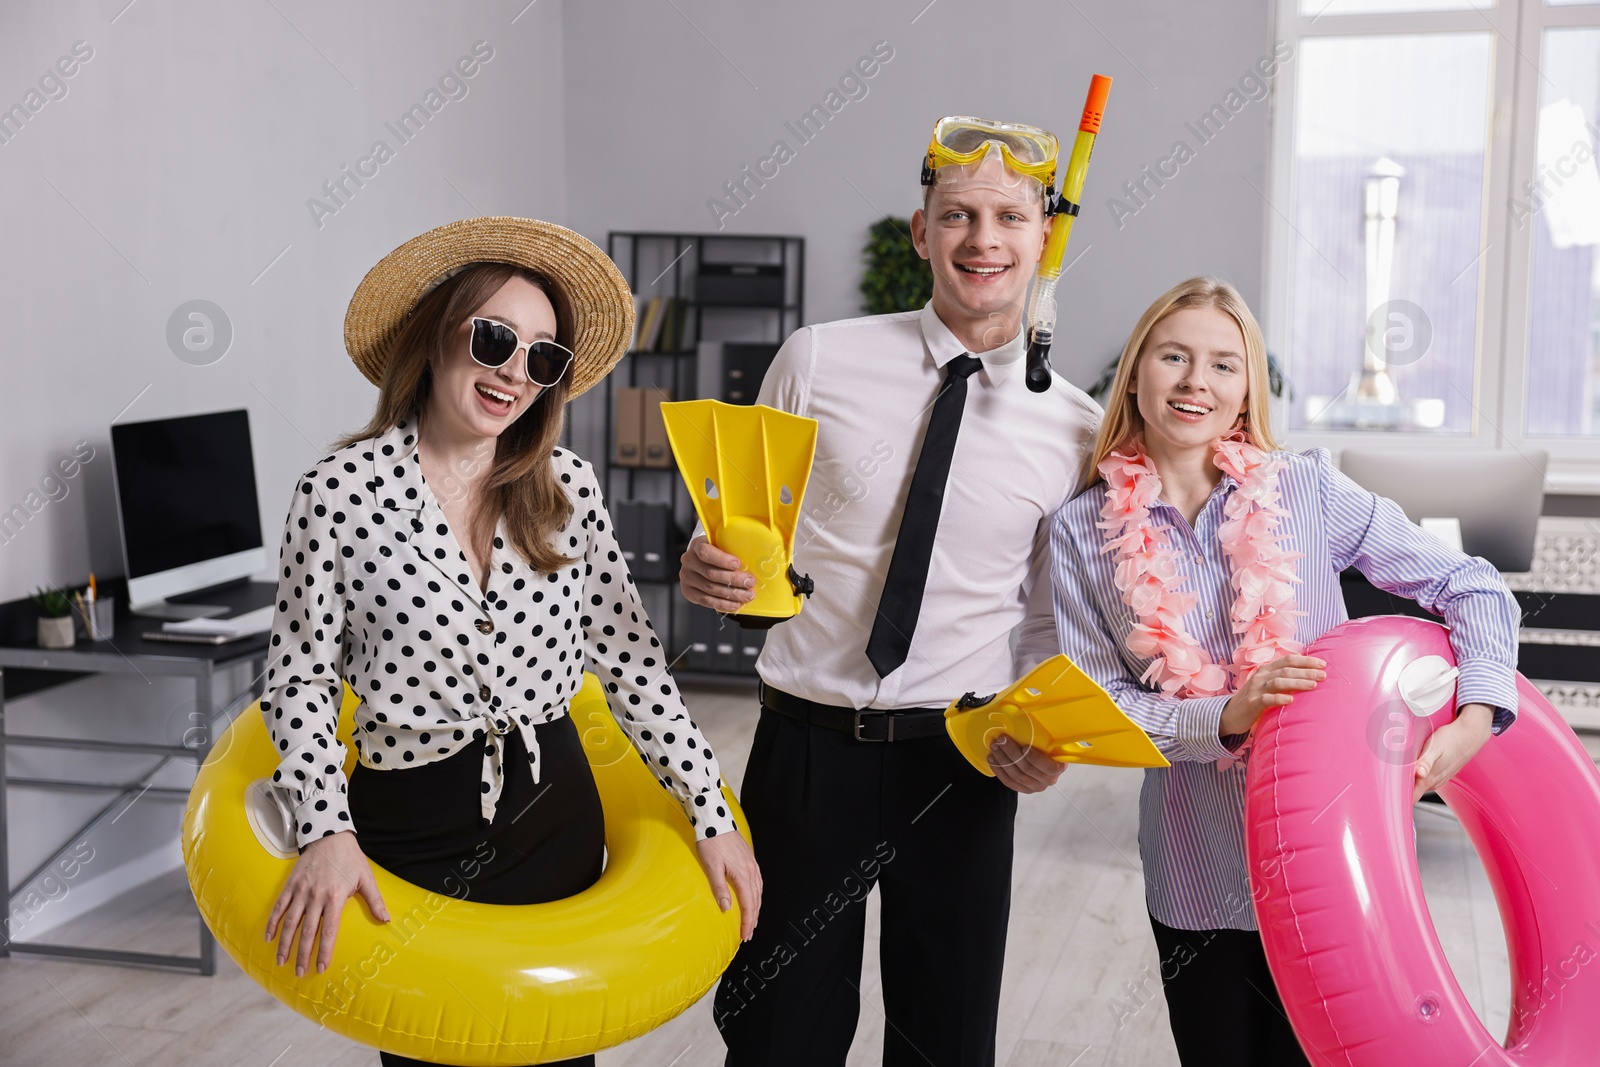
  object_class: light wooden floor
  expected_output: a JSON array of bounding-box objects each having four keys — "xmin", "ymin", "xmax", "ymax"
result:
[{"xmin": 1, "ymin": 681, "xmax": 1558, "ymax": 1067}]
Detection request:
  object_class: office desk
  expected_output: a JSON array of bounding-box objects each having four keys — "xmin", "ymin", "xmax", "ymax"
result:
[{"xmin": 0, "ymin": 606, "xmax": 270, "ymax": 974}]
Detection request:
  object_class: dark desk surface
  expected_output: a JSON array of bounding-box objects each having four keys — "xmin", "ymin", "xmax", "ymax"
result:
[{"xmin": 0, "ymin": 581, "xmax": 273, "ymax": 700}]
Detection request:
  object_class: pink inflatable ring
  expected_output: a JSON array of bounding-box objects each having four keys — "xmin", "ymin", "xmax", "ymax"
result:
[{"xmin": 1245, "ymin": 615, "xmax": 1600, "ymax": 1066}]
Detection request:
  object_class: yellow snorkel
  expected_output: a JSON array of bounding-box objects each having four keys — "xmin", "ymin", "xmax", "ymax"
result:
[{"xmin": 1024, "ymin": 74, "xmax": 1111, "ymax": 393}]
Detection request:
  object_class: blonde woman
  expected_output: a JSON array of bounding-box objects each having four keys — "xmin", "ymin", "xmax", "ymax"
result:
[
  {"xmin": 1049, "ymin": 277, "xmax": 1519, "ymax": 1064},
  {"xmin": 258, "ymin": 218, "xmax": 760, "ymax": 1067}
]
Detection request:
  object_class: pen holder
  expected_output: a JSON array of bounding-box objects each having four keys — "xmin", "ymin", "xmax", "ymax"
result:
[{"xmin": 74, "ymin": 597, "xmax": 115, "ymax": 641}]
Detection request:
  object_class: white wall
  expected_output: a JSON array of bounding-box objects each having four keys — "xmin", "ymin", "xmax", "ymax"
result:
[
  {"xmin": 0, "ymin": 0, "xmax": 570, "ymax": 934},
  {"xmin": 561, "ymin": 0, "xmax": 1278, "ymax": 387},
  {"xmin": 0, "ymin": 0, "xmax": 1278, "ymax": 935}
]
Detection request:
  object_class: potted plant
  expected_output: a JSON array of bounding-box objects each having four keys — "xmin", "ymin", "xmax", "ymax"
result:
[
  {"xmin": 32, "ymin": 586, "xmax": 75, "ymax": 649},
  {"xmin": 859, "ymin": 217, "xmax": 933, "ymax": 315}
]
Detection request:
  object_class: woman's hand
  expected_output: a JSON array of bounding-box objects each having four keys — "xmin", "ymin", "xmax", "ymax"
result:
[
  {"xmin": 695, "ymin": 831, "xmax": 762, "ymax": 941},
  {"xmin": 680, "ymin": 536, "xmax": 755, "ymax": 614},
  {"xmin": 1218, "ymin": 655, "xmax": 1328, "ymax": 736},
  {"xmin": 264, "ymin": 830, "xmax": 389, "ymax": 976},
  {"xmin": 1413, "ymin": 703, "xmax": 1494, "ymax": 802}
]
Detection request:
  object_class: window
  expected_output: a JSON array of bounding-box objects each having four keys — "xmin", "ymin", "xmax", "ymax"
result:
[
  {"xmin": 1266, "ymin": 0, "xmax": 1600, "ymax": 488},
  {"xmin": 1524, "ymin": 26, "xmax": 1600, "ymax": 436}
]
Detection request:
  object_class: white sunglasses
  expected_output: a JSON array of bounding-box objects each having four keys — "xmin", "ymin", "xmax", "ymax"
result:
[{"xmin": 469, "ymin": 317, "xmax": 575, "ymax": 387}]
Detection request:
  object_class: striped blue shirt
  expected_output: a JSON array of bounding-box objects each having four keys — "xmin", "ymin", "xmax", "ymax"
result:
[{"xmin": 1049, "ymin": 447, "xmax": 1521, "ymax": 931}]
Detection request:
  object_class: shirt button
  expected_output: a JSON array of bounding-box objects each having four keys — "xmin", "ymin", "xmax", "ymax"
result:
[
  {"xmin": 1194, "ymin": 554, "xmax": 1204, "ymax": 565},
  {"xmin": 478, "ymin": 683, "xmax": 491, "ymax": 702},
  {"xmin": 476, "ymin": 619, "xmax": 493, "ymax": 635},
  {"xmin": 1205, "ymin": 610, "xmax": 1216, "ymax": 620}
]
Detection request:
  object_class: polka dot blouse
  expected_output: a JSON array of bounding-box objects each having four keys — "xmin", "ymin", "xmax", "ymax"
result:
[{"xmin": 260, "ymin": 417, "xmax": 738, "ymax": 850}]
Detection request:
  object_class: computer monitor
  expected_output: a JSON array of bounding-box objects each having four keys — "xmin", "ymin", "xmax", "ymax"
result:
[
  {"xmin": 1338, "ymin": 449, "xmax": 1547, "ymax": 573},
  {"xmin": 109, "ymin": 409, "xmax": 268, "ymax": 618}
]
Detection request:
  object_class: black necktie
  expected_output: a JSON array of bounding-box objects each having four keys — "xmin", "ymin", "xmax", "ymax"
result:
[{"xmin": 866, "ymin": 353, "xmax": 984, "ymax": 677}]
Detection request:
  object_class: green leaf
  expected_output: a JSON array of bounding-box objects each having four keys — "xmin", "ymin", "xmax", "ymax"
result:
[
  {"xmin": 31, "ymin": 586, "xmax": 72, "ymax": 618},
  {"xmin": 859, "ymin": 217, "xmax": 933, "ymax": 315}
]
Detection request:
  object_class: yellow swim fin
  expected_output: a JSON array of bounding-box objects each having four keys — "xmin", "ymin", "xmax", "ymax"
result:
[
  {"xmin": 661, "ymin": 399, "xmax": 819, "ymax": 627},
  {"xmin": 944, "ymin": 654, "xmax": 1170, "ymax": 775}
]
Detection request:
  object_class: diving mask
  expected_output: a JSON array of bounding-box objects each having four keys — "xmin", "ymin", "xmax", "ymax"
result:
[{"xmin": 921, "ymin": 116, "xmax": 1060, "ymax": 205}]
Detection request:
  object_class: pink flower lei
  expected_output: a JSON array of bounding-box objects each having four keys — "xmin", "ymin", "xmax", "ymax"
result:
[{"xmin": 1096, "ymin": 431, "xmax": 1304, "ymax": 704}]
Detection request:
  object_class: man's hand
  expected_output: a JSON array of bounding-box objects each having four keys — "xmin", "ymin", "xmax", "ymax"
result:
[
  {"xmin": 988, "ymin": 734, "xmax": 1066, "ymax": 794},
  {"xmin": 680, "ymin": 536, "xmax": 755, "ymax": 614},
  {"xmin": 1413, "ymin": 703, "xmax": 1494, "ymax": 803}
]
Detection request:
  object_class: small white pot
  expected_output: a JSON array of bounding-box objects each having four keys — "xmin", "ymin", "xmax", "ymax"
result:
[{"xmin": 37, "ymin": 615, "xmax": 75, "ymax": 649}]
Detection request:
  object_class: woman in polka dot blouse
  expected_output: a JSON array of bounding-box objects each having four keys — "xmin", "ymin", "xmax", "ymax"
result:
[{"xmin": 259, "ymin": 218, "xmax": 761, "ymax": 1067}]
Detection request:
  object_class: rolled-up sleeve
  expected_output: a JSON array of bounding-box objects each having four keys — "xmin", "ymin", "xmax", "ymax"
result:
[
  {"xmin": 260, "ymin": 475, "xmax": 353, "ymax": 849},
  {"xmin": 1316, "ymin": 449, "xmax": 1522, "ymax": 731},
  {"xmin": 1050, "ymin": 507, "xmax": 1236, "ymax": 763},
  {"xmin": 576, "ymin": 461, "xmax": 740, "ymax": 840}
]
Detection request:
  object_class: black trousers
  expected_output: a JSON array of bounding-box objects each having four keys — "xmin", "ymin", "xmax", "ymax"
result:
[
  {"xmin": 715, "ymin": 706, "xmax": 1019, "ymax": 1067},
  {"xmin": 1147, "ymin": 915, "xmax": 1312, "ymax": 1067},
  {"xmin": 349, "ymin": 716, "xmax": 604, "ymax": 1067}
]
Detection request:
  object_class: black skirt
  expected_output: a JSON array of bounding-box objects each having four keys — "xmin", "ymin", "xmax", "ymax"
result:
[{"xmin": 349, "ymin": 714, "xmax": 605, "ymax": 1067}]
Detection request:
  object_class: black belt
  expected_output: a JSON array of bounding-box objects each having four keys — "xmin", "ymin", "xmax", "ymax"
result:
[{"xmin": 759, "ymin": 683, "xmax": 949, "ymax": 742}]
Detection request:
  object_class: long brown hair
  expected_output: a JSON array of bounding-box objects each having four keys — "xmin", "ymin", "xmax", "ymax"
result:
[
  {"xmin": 1083, "ymin": 276, "xmax": 1279, "ymax": 490},
  {"xmin": 336, "ymin": 262, "xmax": 577, "ymax": 574}
]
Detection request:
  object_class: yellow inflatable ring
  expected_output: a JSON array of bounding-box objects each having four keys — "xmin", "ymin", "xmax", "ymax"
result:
[{"xmin": 183, "ymin": 673, "xmax": 748, "ymax": 1065}]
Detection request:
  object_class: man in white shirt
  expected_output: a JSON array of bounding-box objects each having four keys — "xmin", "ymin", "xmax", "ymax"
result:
[{"xmin": 683, "ymin": 122, "xmax": 1102, "ymax": 1066}]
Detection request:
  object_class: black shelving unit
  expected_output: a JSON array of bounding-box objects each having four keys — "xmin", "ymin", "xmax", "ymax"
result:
[{"xmin": 600, "ymin": 231, "xmax": 805, "ymax": 680}]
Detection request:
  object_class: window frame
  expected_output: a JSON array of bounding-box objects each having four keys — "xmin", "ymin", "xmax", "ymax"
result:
[{"xmin": 1264, "ymin": 0, "xmax": 1600, "ymax": 491}]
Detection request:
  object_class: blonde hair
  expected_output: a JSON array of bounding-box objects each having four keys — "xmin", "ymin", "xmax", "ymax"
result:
[{"xmin": 1083, "ymin": 276, "xmax": 1278, "ymax": 489}]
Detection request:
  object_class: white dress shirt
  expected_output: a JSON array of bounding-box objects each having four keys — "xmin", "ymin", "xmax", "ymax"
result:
[
  {"xmin": 751, "ymin": 302, "xmax": 1102, "ymax": 710},
  {"xmin": 261, "ymin": 417, "xmax": 738, "ymax": 849}
]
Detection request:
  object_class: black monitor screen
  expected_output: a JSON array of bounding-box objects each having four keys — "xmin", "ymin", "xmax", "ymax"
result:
[{"xmin": 110, "ymin": 409, "xmax": 264, "ymax": 580}]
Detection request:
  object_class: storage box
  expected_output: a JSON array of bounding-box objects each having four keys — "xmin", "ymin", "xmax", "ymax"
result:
[
  {"xmin": 738, "ymin": 626, "xmax": 765, "ymax": 675},
  {"xmin": 696, "ymin": 263, "xmax": 785, "ymax": 306},
  {"xmin": 721, "ymin": 343, "xmax": 779, "ymax": 404},
  {"xmin": 637, "ymin": 503, "xmax": 678, "ymax": 581},
  {"xmin": 615, "ymin": 500, "xmax": 640, "ymax": 568},
  {"xmin": 712, "ymin": 616, "xmax": 739, "ymax": 673},
  {"xmin": 684, "ymin": 605, "xmax": 717, "ymax": 671},
  {"xmin": 641, "ymin": 386, "xmax": 674, "ymax": 468},
  {"xmin": 613, "ymin": 387, "xmax": 644, "ymax": 467}
]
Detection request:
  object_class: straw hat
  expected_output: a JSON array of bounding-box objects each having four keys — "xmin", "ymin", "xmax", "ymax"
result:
[{"xmin": 343, "ymin": 216, "xmax": 633, "ymax": 397}]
